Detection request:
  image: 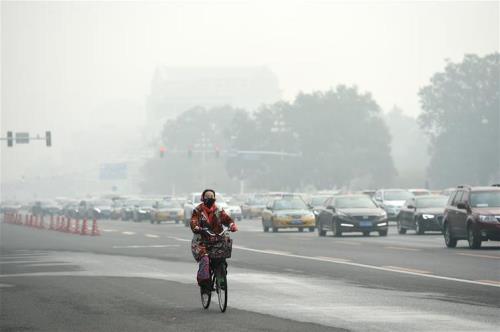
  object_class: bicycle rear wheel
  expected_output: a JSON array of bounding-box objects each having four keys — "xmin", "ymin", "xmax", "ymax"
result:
[{"xmin": 215, "ymin": 264, "xmax": 228, "ymax": 312}]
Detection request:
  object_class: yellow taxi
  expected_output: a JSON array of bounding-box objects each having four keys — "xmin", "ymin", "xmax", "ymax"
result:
[
  {"xmin": 261, "ymin": 195, "xmax": 315, "ymax": 232},
  {"xmin": 151, "ymin": 200, "xmax": 183, "ymax": 224}
]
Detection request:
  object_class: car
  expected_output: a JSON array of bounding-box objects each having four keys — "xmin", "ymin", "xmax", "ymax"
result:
[
  {"xmin": 443, "ymin": 185, "xmax": 500, "ymax": 249},
  {"xmin": 317, "ymin": 194, "xmax": 388, "ymax": 237},
  {"xmin": 373, "ymin": 189, "xmax": 415, "ymax": 221},
  {"xmin": 120, "ymin": 199, "xmax": 141, "ymax": 221},
  {"xmin": 241, "ymin": 195, "xmax": 268, "ymax": 219},
  {"xmin": 261, "ymin": 195, "xmax": 315, "ymax": 232},
  {"xmin": 131, "ymin": 198, "xmax": 158, "ymax": 222},
  {"xmin": 151, "ymin": 199, "xmax": 183, "ymax": 224},
  {"xmin": 397, "ymin": 195, "xmax": 448, "ymax": 235},
  {"xmin": 408, "ymin": 189, "xmax": 432, "ymax": 196},
  {"xmin": 87, "ymin": 199, "xmax": 114, "ymax": 220},
  {"xmin": 308, "ymin": 195, "xmax": 333, "ymax": 221}
]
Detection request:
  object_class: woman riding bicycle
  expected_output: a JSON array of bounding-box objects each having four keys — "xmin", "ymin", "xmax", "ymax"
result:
[{"xmin": 190, "ymin": 189, "xmax": 238, "ymax": 293}]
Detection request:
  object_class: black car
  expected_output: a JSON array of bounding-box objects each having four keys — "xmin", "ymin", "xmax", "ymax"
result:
[
  {"xmin": 317, "ymin": 195, "xmax": 388, "ymax": 237},
  {"xmin": 397, "ymin": 195, "xmax": 448, "ymax": 235},
  {"xmin": 443, "ymin": 185, "xmax": 500, "ymax": 249}
]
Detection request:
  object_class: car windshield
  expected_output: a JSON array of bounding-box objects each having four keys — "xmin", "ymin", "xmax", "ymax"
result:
[
  {"xmin": 416, "ymin": 196, "xmax": 448, "ymax": 208},
  {"xmin": 384, "ymin": 191, "xmax": 414, "ymax": 201},
  {"xmin": 157, "ymin": 200, "xmax": 180, "ymax": 208},
  {"xmin": 470, "ymin": 191, "xmax": 500, "ymax": 208},
  {"xmin": 335, "ymin": 196, "xmax": 376, "ymax": 209},
  {"xmin": 273, "ymin": 197, "xmax": 308, "ymax": 210}
]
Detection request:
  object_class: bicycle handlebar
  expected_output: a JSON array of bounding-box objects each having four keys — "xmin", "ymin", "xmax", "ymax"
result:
[{"xmin": 200, "ymin": 227, "xmax": 229, "ymax": 237}]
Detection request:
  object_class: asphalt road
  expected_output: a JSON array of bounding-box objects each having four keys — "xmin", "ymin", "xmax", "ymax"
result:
[{"xmin": 1, "ymin": 214, "xmax": 499, "ymax": 331}]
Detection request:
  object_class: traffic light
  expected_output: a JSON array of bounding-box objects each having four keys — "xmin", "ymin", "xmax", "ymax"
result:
[
  {"xmin": 7, "ymin": 131, "xmax": 13, "ymax": 147},
  {"xmin": 159, "ymin": 146, "xmax": 166, "ymax": 158},
  {"xmin": 45, "ymin": 131, "xmax": 52, "ymax": 147}
]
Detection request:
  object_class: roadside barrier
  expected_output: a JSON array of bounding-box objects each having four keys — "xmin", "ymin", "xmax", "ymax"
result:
[{"xmin": 2, "ymin": 212, "xmax": 101, "ymax": 237}]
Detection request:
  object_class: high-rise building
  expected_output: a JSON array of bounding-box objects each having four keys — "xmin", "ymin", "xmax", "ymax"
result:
[{"xmin": 146, "ymin": 66, "xmax": 281, "ymax": 130}]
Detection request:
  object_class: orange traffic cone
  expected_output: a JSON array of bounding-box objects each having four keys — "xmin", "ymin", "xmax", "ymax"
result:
[
  {"xmin": 80, "ymin": 219, "xmax": 89, "ymax": 235},
  {"xmin": 91, "ymin": 219, "xmax": 100, "ymax": 236}
]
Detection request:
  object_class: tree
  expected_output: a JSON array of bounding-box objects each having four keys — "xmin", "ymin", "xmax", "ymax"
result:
[
  {"xmin": 229, "ymin": 86, "xmax": 397, "ymax": 190},
  {"xmin": 418, "ymin": 53, "xmax": 500, "ymax": 187}
]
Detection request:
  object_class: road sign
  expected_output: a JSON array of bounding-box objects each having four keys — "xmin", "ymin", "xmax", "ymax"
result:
[{"xmin": 15, "ymin": 132, "xmax": 30, "ymax": 144}]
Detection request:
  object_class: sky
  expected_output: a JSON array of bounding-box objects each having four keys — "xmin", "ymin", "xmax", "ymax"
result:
[{"xmin": 1, "ymin": 0, "xmax": 499, "ymax": 191}]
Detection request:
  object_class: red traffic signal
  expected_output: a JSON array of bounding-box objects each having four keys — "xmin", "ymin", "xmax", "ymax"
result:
[{"xmin": 159, "ymin": 146, "xmax": 166, "ymax": 158}]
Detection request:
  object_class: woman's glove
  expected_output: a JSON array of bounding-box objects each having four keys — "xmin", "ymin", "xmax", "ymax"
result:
[{"xmin": 229, "ymin": 223, "xmax": 238, "ymax": 232}]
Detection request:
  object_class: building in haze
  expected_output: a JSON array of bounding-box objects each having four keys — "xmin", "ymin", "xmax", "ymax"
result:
[{"xmin": 146, "ymin": 66, "xmax": 281, "ymax": 132}]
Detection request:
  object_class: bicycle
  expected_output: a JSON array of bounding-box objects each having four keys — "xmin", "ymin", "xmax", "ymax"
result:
[{"xmin": 199, "ymin": 227, "xmax": 231, "ymax": 312}]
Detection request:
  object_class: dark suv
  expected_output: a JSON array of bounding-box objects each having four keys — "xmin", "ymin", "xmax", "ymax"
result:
[{"xmin": 443, "ymin": 185, "xmax": 500, "ymax": 249}]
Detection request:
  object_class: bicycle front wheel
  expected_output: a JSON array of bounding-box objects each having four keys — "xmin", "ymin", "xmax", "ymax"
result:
[
  {"xmin": 215, "ymin": 266, "xmax": 228, "ymax": 312},
  {"xmin": 200, "ymin": 276, "xmax": 214, "ymax": 309}
]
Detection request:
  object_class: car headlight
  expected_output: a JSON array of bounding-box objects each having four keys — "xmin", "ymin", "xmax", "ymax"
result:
[
  {"xmin": 422, "ymin": 214, "xmax": 435, "ymax": 219},
  {"xmin": 377, "ymin": 212, "xmax": 387, "ymax": 220},
  {"xmin": 313, "ymin": 210, "xmax": 319, "ymax": 216},
  {"xmin": 377, "ymin": 222, "xmax": 388, "ymax": 226},
  {"xmin": 479, "ymin": 215, "xmax": 497, "ymax": 222},
  {"xmin": 94, "ymin": 208, "xmax": 101, "ymax": 213},
  {"xmin": 138, "ymin": 209, "xmax": 146, "ymax": 213}
]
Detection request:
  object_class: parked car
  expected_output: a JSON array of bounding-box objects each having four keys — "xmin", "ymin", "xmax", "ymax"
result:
[
  {"xmin": 443, "ymin": 185, "xmax": 500, "ymax": 249},
  {"xmin": 397, "ymin": 195, "xmax": 448, "ymax": 235},
  {"xmin": 261, "ymin": 195, "xmax": 315, "ymax": 232},
  {"xmin": 151, "ymin": 199, "xmax": 183, "ymax": 224},
  {"xmin": 373, "ymin": 189, "xmax": 415, "ymax": 221},
  {"xmin": 317, "ymin": 194, "xmax": 388, "ymax": 237}
]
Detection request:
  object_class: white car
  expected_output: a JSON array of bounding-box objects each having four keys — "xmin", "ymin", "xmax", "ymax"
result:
[{"xmin": 374, "ymin": 189, "xmax": 415, "ymax": 221}]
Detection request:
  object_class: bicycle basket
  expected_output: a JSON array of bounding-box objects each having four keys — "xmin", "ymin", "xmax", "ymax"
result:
[{"xmin": 207, "ymin": 235, "xmax": 232, "ymax": 259}]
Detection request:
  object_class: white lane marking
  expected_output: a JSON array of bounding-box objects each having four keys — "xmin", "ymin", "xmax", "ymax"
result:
[
  {"xmin": 457, "ymin": 253, "xmax": 500, "ymax": 260},
  {"xmin": 112, "ymin": 245, "xmax": 181, "ymax": 249},
  {"xmin": 0, "ymin": 283, "xmax": 14, "ymax": 288},
  {"xmin": 0, "ymin": 261, "xmax": 41, "ymax": 264},
  {"xmin": 383, "ymin": 266, "xmax": 432, "ymax": 274},
  {"xmin": 102, "ymin": 229, "xmax": 117, "ymax": 232},
  {"xmin": 231, "ymin": 245, "xmax": 500, "ymax": 288},
  {"xmin": 122, "ymin": 231, "xmax": 136, "ymax": 235},
  {"xmin": 477, "ymin": 280, "xmax": 500, "ymax": 286},
  {"xmin": 167, "ymin": 236, "xmax": 191, "ymax": 242},
  {"xmin": 145, "ymin": 234, "xmax": 160, "ymax": 238},
  {"xmin": 384, "ymin": 246, "xmax": 421, "ymax": 252},
  {"xmin": 315, "ymin": 256, "xmax": 351, "ymax": 263}
]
